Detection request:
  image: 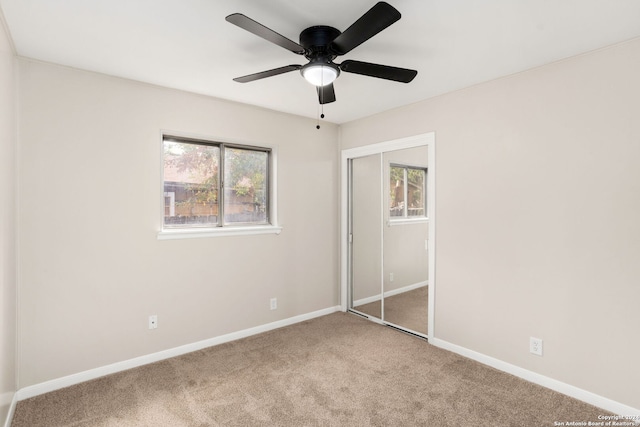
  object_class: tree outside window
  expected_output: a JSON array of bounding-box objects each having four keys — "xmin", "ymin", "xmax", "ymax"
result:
[{"xmin": 390, "ymin": 165, "xmax": 426, "ymax": 219}]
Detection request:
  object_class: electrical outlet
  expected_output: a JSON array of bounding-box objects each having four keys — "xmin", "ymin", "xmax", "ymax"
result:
[
  {"xmin": 530, "ymin": 337, "xmax": 543, "ymax": 356},
  {"xmin": 148, "ymin": 315, "xmax": 158, "ymax": 330},
  {"xmin": 390, "ymin": 272, "xmax": 394, "ymax": 282},
  {"xmin": 270, "ymin": 298, "xmax": 277, "ymax": 310}
]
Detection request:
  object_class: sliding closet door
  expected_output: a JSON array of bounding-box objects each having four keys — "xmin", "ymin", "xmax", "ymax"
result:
[
  {"xmin": 350, "ymin": 154, "xmax": 382, "ymax": 319},
  {"xmin": 382, "ymin": 147, "xmax": 429, "ymax": 335},
  {"xmin": 342, "ymin": 133, "xmax": 435, "ymax": 338}
]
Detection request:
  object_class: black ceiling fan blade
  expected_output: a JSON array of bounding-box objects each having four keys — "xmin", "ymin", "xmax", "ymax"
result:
[
  {"xmin": 226, "ymin": 13, "xmax": 305, "ymax": 55},
  {"xmin": 317, "ymin": 83, "xmax": 336, "ymax": 104},
  {"xmin": 340, "ymin": 60, "xmax": 417, "ymax": 83},
  {"xmin": 233, "ymin": 65, "xmax": 302, "ymax": 83},
  {"xmin": 330, "ymin": 2, "xmax": 401, "ymax": 56}
]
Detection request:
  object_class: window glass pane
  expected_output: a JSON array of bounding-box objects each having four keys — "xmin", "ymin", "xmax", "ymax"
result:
[
  {"xmin": 163, "ymin": 140, "xmax": 219, "ymax": 227},
  {"xmin": 389, "ymin": 166, "xmax": 405, "ymax": 217},
  {"xmin": 224, "ymin": 147, "xmax": 268, "ymax": 224},
  {"xmin": 407, "ymin": 168, "xmax": 425, "ymax": 217}
]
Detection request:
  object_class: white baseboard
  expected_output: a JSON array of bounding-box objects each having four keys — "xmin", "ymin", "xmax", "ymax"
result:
[
  {"xmin": 2, "ymin": 392, "xmax": 17, "ymax": 427},
  {"xmin": 16, "ymin": 305, "xmax": 341, "ymax": 401},
  {"xmin": 353, "ymin": 294, "xmax": 381, "ymax": 307},
  {"xmin": 354, "ymin": 281, "xmax": 428, "ymax": 307},
  {"xmin": 430, "ymin": 337, "xmax": 640, "ymax": 419}
]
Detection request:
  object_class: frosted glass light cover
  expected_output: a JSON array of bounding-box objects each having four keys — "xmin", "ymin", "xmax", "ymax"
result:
[{"xmin": 302, "ymin": 65, "xmax": 338, "ymax": 86}]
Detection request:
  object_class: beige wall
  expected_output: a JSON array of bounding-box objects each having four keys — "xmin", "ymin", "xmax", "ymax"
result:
[
  {"xmin": 0, "ymin": 9, "xmax": 16, "ymax": 423},
  {"xmin": 340, "ymin": 38, "xmax": 640, "ymax": 409},
  {"xmin": 16, "ymin": 59, "xmax": 340, "ymax": 388},
  {"xmin": 383, "ymin": 222, "xmax": 428, "ymax": 292}
]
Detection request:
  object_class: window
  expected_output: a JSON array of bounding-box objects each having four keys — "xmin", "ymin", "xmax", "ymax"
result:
[
  {"xmin": 389, "ymin": 164, "xmax": 427, "ymax": 219},
  {"xmin": 162, "ymin": 135, "xmax": 275, "ymax": 235}
]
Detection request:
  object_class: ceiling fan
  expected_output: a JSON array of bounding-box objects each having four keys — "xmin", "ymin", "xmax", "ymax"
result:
[{"xmin": 226, "ymin": 2, "xmax": 418, "ymax": 105}]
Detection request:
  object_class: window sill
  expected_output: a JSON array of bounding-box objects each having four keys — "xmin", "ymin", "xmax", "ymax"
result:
[
  {"xmin": 157, "ymin": 225, "xmax": 283, "ymax": 240},
  {"xmin": 387, "ymin": 217, "xmax": 428, "ymax": 227}
]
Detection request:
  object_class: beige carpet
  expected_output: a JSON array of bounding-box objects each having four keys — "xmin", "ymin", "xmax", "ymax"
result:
[
  {"xmin": 12, "ymin": 312, "xmax": 608, "ymax": 426},
  {"xmin": 355, "ymin": 286, "xmax": 428, "ymax": 334}
]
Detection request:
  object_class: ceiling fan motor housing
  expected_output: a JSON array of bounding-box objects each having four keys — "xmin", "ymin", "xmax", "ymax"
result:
[{"xmin": 299, "ymin": 26, "xmax": 341, "ymax": 60}]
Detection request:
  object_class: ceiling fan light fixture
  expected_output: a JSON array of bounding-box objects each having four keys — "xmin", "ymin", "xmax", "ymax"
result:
[{"xmin": 301, "ymin": 63, "xmax": 339, "ymax": 87}]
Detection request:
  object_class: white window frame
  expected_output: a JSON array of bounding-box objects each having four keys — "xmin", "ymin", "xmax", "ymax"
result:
[
  {"xmin": 164, "ymin": 191, "xmax": 175, "ymax": 217},
  {"xmin": 157, "ymin": 132, "xmax": 281, "ymax": 240},
  {"xmin": 388, "ymin": 163, "xmax": 428, "ymax": 226}
]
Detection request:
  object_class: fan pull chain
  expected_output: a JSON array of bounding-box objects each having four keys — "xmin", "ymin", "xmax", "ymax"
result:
[
  {"xmin": 316, "ymin": 104, "xmax": 325, "ymax": 129},
  {"xmin": 317, "ymin": 72, "xmax": 324, "ymax": 129}
]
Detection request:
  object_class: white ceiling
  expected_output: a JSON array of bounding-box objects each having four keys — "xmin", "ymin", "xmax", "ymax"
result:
[{"xmin": 2, "ymin": 0, "xmax": 640, "ymax": 124}]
